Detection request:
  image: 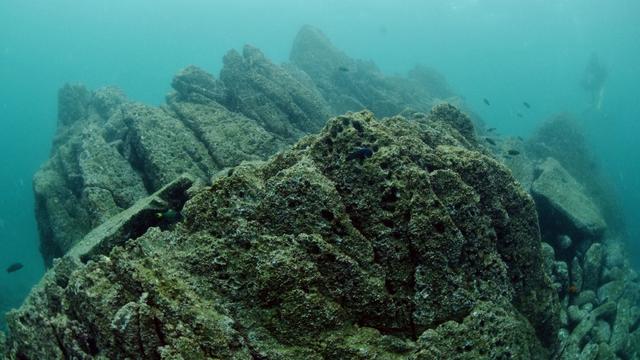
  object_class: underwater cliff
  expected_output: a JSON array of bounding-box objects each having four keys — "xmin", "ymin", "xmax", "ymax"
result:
[{"xmin": 2, "ymin": 26, "xmax": 639, "ymax": 359}]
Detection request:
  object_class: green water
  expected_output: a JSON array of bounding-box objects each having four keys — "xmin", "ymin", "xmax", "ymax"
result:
[{"xmin": 1, "ymin": 0, "xmax": 638, "ymax": 332}]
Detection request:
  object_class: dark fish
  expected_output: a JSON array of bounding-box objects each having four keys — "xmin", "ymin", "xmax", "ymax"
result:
[
  {"xmin": 507, "ymin": 150, "xmax": 520, "ymax": 156},
  {"xmin": 6, "ymin": 262, "xmax": 23, "ymax": 273},
  {"xmin": 523, "ymin": 101, "xmax": 531, "ymax": 109},
  {"xmin": 347, "ymin": 147, "xmax": 374, "ymax": 161},
  {"xmin": 516, "ymin": 113, "xmax": 523, "ymax": 118},
  {"xmin": 338, "ymin": 66, "xmax": 349, "ymax": 72},
  {"xmin": 156, "ymin": 209, "xmax": 181, "ymax": 222},
  {"xmin": 483, "ymin": 98, "xmax": 491, "ymax": 106},
  {"xmin": 485, "ymin": 137, "xmax": 496, "ymax": 146},
  {"xmin": 487, "ymin": 127, "xmax": 496, "ymax": 132},
  {"xmin": 155, "ymin": 209, "xmax": 183, "ymax": 229}
]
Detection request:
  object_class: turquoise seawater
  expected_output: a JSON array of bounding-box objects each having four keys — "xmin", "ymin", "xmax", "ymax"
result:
[{"xmin": 1, "ymin": 0, "xmax": 638, "ymax": 334}]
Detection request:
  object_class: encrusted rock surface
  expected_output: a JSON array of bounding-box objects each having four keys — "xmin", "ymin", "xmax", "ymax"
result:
[
  {"xmin": 290, "ymin": 25, "xmax": 445, "ymax": 117},
  {"xmin": 34, "ymin": 26, "xmax": 464, "ymax": 269},
  {"xmin": 220, "ymin": 44, "xmax": 332, "ymax": 139},
  {"xmin": 4, "ymin": 110, "xmax": 559, "ymax": 359},
  {"xmin": 532, "ymin": 157, "xmax": 607, "ymax": 242}
]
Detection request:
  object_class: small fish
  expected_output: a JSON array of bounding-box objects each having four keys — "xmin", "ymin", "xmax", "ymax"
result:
[
  {"xmin": 516, "ymin": 113, "xmax": 523, "ymax": 118},
  {"xmin": 156, "ymin": 209, "xmax": 182, "ymax": 223},
  {"xmin": 485, "ymin": 137, "xmax": 496, "ymax": 146},
  {"xmin": 523, "ymin": 101, "xmax": 531, "ymax": 109},
  {"xmin": 487, "ymin": 127, "xmax": 496, "ymax": 132},
  {"xmin": 346, "ymin": 147, "xmax": 374, "ymax": 161},
  {"xmin": 483, "ymin": 98, "xmax": 491, "ymax": 106},
  {"xmin": 507, "ymin": 150, "xmax": 520, "ymax": 156},
  {"xmin": 6, "ymin": 262, "xmax": 23, "ymax": 273},
  {"xmin": 338, "ymin": 66, "xmax": 350, "ymax": 72}
]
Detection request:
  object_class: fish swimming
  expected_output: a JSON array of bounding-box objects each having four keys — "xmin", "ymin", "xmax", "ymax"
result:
[
  {"xmin": 338, "ymin": 66, "xmax": 350, "ymax": 72},
  {"xmin": 485, "ymin": 137, "xmax": 496, "ymax": 145},
  {"xmin": 523, "ymin": 101, "xmax": 531, "ymax": 109},
  {"xmin": 347, "ymin": 147, "xmax": 374, "ymax": 161},
  {"xmin": 487, "ymin": 127, "xmax": 496, "ymax": 132},
  {"xmin": 483, "ymin": 98, "xmax": 491, "ymax": 106},
  {"xmin": 516, "ymin": 113, "xmax": 523, "ymax": 118},
  {"xmin": 507, "ymin": 150, "xmax": 520, "ymax": 156},
  {"xmin": 6, "ymin": 262, "xmax": 23, "ymax": 273}
]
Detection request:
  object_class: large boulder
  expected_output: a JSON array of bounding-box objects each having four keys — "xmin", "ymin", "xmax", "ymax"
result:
[
  {"xmin": 5, "ymin": 110, "xmax": 560, "ymax": 358},
  {"xmin": 527, "ymin": 114, "xmax": 623, "ymax": 233},
  {"xmin": 531, "ymin": 158, "xmax": 607, "ymax": 243}
]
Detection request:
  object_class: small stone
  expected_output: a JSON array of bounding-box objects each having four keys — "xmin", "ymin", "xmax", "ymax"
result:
[
  {"xmin": 597, "ymin": 342, "xmax": 616, "ymax": 360},
  {"xmin": 568, "ymin": 305, "xmax": 586, "ymax": 324},
  {"xmin": 605, "ymin": 241, "xmax": 625, "ymax": 268},
  {"xmin": 559, "ymin": 308, "xmax": 569, "ymax": 327},
  {"xmin": 583, "ymin": 243, "xmax": 604, "ymax": 290},
  {"xmin": 571, "ymin": 256, "xmax": 584, "ymax": 291},
  {"xmin": 570, "ymin": 313, "xmax": 597, "ymax": 347},
  {"xmin": 541, "ymin": 242, "xmax": 555, "ymax": 276},
  {"xmin": 573, "ymin": 290, "xmax": 597, "ymax": 307},
  {"xmin": 554, "ymin": 261, "xmax": 569, "ymax": 290},
  {"xmin": 581, "ymin": 303, "xmax": 594, "ymax": 312},
  {"xmin": 602, "ymin": 266, "xmax": 624, "ymax": 282},
  {"xmin": 598, "ymin": 281, "xmax": 625, "ymax": 303},
  {"xmin": 556, "ymin": 234, "xmax": 572, "ymax": 250},
  {"xmin": 579, "ymin": 343, "xmax": 599, "ymax": 360},
  {"xmin": 591, "ymin": 301, "xmax": 617, "ymax": 319},
  {"xmin": 624, "ymin": 328, "xmax": 640, "ymax": 356},
  {"xmin": 590, "ymin": 319, "xmax": 611, "ymax": 343}
]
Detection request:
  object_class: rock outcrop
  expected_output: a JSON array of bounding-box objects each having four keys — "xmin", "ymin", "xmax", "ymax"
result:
[
  {"xmin": 290, "ymin": 25, "xmax": 451, "ymax": 117},
  {"xmin": 5, "ymin": 110, "xmax": 559, "ymax": 359},
  {"xmin": 10, "ymin": 25, "xmax": 640, "ymax": 359},
  {"xmin": 34, "ymin": 25, "xmax": 469, "ymax": 270}
]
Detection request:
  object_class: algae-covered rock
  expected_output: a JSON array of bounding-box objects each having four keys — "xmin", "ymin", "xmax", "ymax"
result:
[
  {"xmin": 413, "ymin": 302, "xmax": 546, "ymax": 359},
  {"xmin": 35, "ymin": 61, "xmax": 311, "ymax": 266},
  {"xmin": 290, "ymin": 25, "xmax": 446, "ymax": 117},
  {"xmin": 221, "ymin": 44, "xmax": 332, "ymax": 139},
  {"xmin": 167, "ymin": 94, "xmax": 285, "ymax": 168},
  {"xmin": 35, "ymin": 87, "xmax": 149, "ymax": 266},
  {"xmin": 170, "ymin": 64, "xmax": 226, "ymax": 104},
  {"xmin": 5, "ymin": 110, "xmax": 560, "ymax": 358},
  {"xmin": 532, "ymin": 158, "xmax": 606, "ymax": 242},
  {"xmin": 583, "ymin": 243, "xmax": 604, "ymax": 291}
]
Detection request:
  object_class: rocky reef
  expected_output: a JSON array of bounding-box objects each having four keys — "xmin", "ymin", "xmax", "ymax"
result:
[
  {"xmin": 4, "ymin": 109, "xmax": 559, "ymax": 359},
  {"xmin": 34, "ymin": 26, "xmax": 462, "ymax": 269},
  {"xmin": 2, "ymin": 26, "xmax": 639, "ymax": 359}
]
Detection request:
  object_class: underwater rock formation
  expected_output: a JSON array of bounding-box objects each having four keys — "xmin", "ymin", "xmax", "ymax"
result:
[
  {"xmin": 532, "ymin": 158, "xmax": 606, "ymax": 243},
  {"xmin": 4, "ymin": 109, "xmax": 559, "ymax": 359},
  {"xmin": 34, "ymin": 25, "xmax": 469, "ymax": 270},
  {"xmin": 290, "ymin": 25, "xmax": 444, "ymax": 117},
  {"xmin": 14, "ymin": 25, "xmax": 640, "ymax": 359},
  {"xmin": 34, "ymin": 62, "xmax": 314, "ymax": 267}
]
